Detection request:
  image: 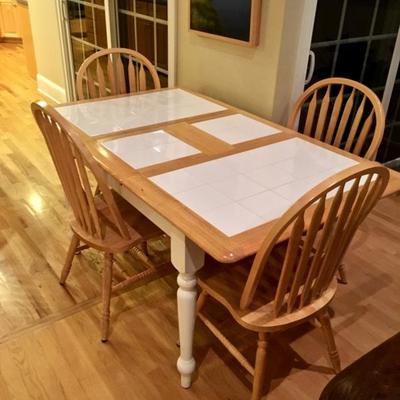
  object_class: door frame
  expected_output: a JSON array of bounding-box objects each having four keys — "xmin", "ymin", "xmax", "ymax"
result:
[
  {"xmin": 57, "ymin": 0, "xmax": 177, "ymax": 102},
  {"xmin": 291, "ymin": 0, "xmax": 400, "ymax": 116},
  {"xmin": 286, "ymin": 0, "xmax": 318, "ymax": 122}
]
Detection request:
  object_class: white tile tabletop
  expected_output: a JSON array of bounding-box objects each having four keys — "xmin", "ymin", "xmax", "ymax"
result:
[
  {"xmin": 56, "ymin": 89, "xmax": 226, "ymax": 137},
  {"xmin": 102, "ymin": 130, "xmax": 200, "ymax": 169},
  {"xmin": 150, "ymin": 138, "xmax": 359, "ymax": 237},
  {"xmin": 192, "ymin": 114, "xmax": 281, "ymax": 144}
]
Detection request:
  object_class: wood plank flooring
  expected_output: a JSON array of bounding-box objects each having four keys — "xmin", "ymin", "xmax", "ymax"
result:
[{"xmin": 0, "ymin": 43, "xmax": 399, "ymax": 399}]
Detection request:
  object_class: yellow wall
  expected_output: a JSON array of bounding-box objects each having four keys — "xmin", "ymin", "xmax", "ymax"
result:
[
  {"xmin": 177, "ymin": 0, "xmax": 287, "ymax": 119},
  {"xmin": 29, "ymin": 0, "xmax": 67, "ymax": 102}
]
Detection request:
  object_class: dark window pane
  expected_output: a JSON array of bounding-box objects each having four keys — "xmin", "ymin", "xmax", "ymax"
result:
[
  {"xmin": 84, "ymin": 6, "xmax": 95, "ymax": 43},
  {"xmin": 374, "ymin": 0, "xmax": 400, "ymax": 34},
  {"xmin": 93, "ymin": 0, "xmax": 105, "ymax": 5},
  {"xmin": 335, "ymin": 42, "xmax": 367, "ymax": 81},
  {"xmin": 68, "ymin": 3, "xmax": 84, "ymax": 40},
  {"xmin": 156, "ymin": 0, "xmax": 167, "ymax": 20},
  {"xmin": 312, "ymin": 0, "xmax": 344, "ymax": 43},
  {"xmin": 71, "ymin": 39, "xmax": 97, "ymax": 74},
  {"xmin": 137, "ymin": 18, "xmax": 154, "ymax": 63},
  {"xmin": 342, "ymin": 0, "xmax": 374, "ymax": 38},
  {"xmin": 71, "ymin": 38, "xmax": 85, "ymax": 74},
  {"xmin": 118, "ymin": 0, "xmax": 134, "ymax": 12},
  {"xmin": 156, "ymin": 23, "xmax": 167, "ymax": 69},
  {"xmin": 159, "ymin": 72, "xmax": 168, "ymax": 88},
  {"xmin": 377, "ymin": 125, "xmax": 400, "ymax": 162},
  {"xmin": 387, "ymin": 82, "xmax": 400, "ymax": 124},
  {"xmin": 118, "ymin": 13, "xmax": 136, "ymax": 49},
  {"xmin": 363, "ymin": 38, "xmax": 396, "ymax": 88},
  {"xmin": 136, "ymin": 0, "xmax": 153, "ymax": 16},
  {"xmin": 93, "ymin": 8, "xmax": 107, "ymax": 47},
  {"xmin": 308, "ymin": 45, "xmax": 336, "ymax": 86}
]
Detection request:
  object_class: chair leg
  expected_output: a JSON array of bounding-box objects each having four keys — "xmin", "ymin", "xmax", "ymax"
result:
[
  {"xmin": 337, "ymin": 264, "xmax": 348, "ymax": 284},
  {"xmin": 252, "ymin": 333, "xmax": 270, "ymax": 400},
  {"xmin": 101, "ymin": 253, "xmax": 114, "ymax": 342},
  {"xmin": 318, "ymin": 310, "xmax": 341, "ymax": 374},
  {"xmin": 60, "ymin": 234, "xmax": 80, "ymax": 285},
  {"xmin": 196, "ymin": 290, "xmax": 209, "ymax": 314}
]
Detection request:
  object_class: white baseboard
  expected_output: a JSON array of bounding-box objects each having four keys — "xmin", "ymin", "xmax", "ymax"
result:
[{"xmin": 36, "ymin": 74, "xmax": 67, "ymax": 104}]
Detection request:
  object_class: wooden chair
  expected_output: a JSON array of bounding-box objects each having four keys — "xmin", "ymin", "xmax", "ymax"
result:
[
  {"xmin": 76, "ymin": 47, "xmax": 161, "ymax": 100},
  {"xmin": 288, "ymin": 77, "xmax": 385, "ymax": 284},
  {"xmin": 288, "ymin": 77, "xmax": 385, "ymax": 161},
  {"xmin": 197, "ymin": 163, "xmax": 389, "ymax": 400},
  {"xmin": 31, "ymin": 101, "xmax": 169, "ymax": 341}
]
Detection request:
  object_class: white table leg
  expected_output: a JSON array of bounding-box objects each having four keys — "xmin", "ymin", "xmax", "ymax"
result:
[
  {"xmin": 176, "ymin": 272, "xmax": 197, "ymax": 388},
  {"xmin": 171, "ymin": 236, "xmax": 205, "ymax": 389},
  {"xmin": 114, "ymin": 179, "xmax": 206, "ymax": 387}
]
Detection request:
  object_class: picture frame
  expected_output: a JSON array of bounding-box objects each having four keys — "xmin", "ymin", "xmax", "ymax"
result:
[{"xmin": 189, "ymin": 0, "xmax": 262, "ymax": 47}]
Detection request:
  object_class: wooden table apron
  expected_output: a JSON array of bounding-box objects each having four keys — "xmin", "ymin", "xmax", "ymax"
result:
[{"xmin": 54, "ymin": 88, "xmax": 400, "ymax": 389}]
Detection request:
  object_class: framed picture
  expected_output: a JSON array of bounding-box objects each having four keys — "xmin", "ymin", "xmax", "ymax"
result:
[{"xmin": 190, "ymin": 0, "xmax": 262, "ymax": 47}]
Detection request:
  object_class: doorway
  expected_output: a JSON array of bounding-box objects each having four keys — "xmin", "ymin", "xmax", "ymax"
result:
[
  {"xmin": 294, "ymin": 0, "xmax": 400, "ymax": 164},
  {"xmin": 58, "ymin": 0, "xmax": 176, "ymax": 100}
]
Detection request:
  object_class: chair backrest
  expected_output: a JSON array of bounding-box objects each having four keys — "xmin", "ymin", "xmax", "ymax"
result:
[
  {"xmin": 76, "ymin": 48, "xmax": 161, "ymax": 100},
  {"xmin": 31, "ymin": 101, "xmax": 131, "ymax": 242},
  {"xmin": 240, "ymin": 163, "xmax": 389, "ymax": 317},
  {"xmin": 287, "ymin": 78, "xmax": 385, "ymax": 160}
]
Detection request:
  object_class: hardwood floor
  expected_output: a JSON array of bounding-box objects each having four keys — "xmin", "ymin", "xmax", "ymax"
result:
[{"xmin": 0, "ymin": 43, "xmax": 399, "ymax": 399}]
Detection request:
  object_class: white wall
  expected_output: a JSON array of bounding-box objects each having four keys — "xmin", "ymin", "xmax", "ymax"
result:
[{"xmin": 29, "ymin": 0, "xmax": 67, "ymax": 103}]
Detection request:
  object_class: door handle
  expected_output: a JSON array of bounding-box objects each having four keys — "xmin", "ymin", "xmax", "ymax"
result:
[{"xmin": 305, "ymin": 50, "xmax": 316, "ymax": 85}]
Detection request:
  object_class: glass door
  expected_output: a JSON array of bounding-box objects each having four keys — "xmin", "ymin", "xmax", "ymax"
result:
[
  {"xmin": 303, "ymin": 0, "xmax": 400, "ymax": 164},
  {"xmin": 117, "ymin": 0, "xmax": 169, "ymax": 87},
  {"xmin": 65, "ymin": 0, "xmax": 109, "ymax": 90},
  {"xmin": 60, "ymin": 0, "xmax": 174, "ymax": 99}
]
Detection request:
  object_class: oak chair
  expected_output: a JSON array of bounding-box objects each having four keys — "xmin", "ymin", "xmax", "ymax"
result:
[
  {"xmin": 32, "ymin": 101, "xmax": 169, "ymax": 341},
  {"xmin": 76, "ymin": 48, "xmax": 161, "ymax": 100},
  {"xmin": 197, "ymin": 163, "xmax": 389, "ymax": 400},
  {"xmin": 287, "ymin": 77, "xmax": 385, "ymax": 161},
  {"xmin": 288, "ymin": 77, "xmax": 385, "ymax": 284}
]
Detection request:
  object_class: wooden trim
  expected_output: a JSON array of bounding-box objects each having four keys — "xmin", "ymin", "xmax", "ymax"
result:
[{"xmin": 189, "ymin": 0, "xmax": 261, "ymax": 47}]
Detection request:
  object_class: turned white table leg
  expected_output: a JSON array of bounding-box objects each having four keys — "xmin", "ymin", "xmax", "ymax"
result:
[
  {"xmin": 171, "ymin": 235, "xmax": 205, "ymax": 389},
  {"xmin": 177, "ymin": 272, "xmax": 197, "ymax": 388}
]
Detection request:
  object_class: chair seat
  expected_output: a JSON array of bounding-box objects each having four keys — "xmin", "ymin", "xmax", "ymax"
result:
[
  {"xmin": 198, "ymin": 244, "xmax": 337, "ymax": 333},
  {"xmin": 71, "ymin": 191, "xmax": 164, "ymax": 253}
]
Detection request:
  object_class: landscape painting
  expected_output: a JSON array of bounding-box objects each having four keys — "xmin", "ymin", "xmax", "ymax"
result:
[{"xmin": 190, "ymin": 0, "xmax": 261, "ymax": 46}]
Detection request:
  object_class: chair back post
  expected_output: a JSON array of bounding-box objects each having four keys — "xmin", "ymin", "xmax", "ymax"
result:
[
  {"xmin": 287, "ymin": 77, "xmax": 385, "ymax": 160},
  {"xmin": 31, "ymin": 101, "xmax": 131, "ymax": 241},
  {"xmin": 240, "ymin": 164, "xmax": 389, "ymax": 316},
  {"xmin": 76, "ymin": 48, "xmax": 161, "ymax": 100}
]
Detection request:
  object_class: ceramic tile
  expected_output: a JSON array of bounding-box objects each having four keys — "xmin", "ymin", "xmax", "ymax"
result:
[
  {"xmin": 239, "ymin": 190, "xmax": 293, "ymax": 220},
  {"xmin": 274, "ymin": 171, "xmax": 337, "ymax": 202},
  {"xmin": 192, "ymin": 114, "xmax": 281, "ymax": 144},
  {"xmin": 56, "ymin": 89, "xmax": 226, "ymax": 136},
  {"xmin": 182, "ymin": 158, "xmax": 237, "ymax": 182},
  {"xmin": 201, "ymin": 203, "xmax": 263, "ymax": 237},
  {"xmin": 274, "ymin": 156, "xmax": 329, "ymax": 179},
  {"xmin": 208, "ymin": 174, "xmax": 265, "ymax": 201},
  {"xmin": 102, "ymin": 130, "xmax": 199, "ymax": 169},
  {"xmin": 150, "ymin": 169, "xmax": 202, "ymax": 195},
  {"xmin": 244, "ymin": 164, "xmax": 294, "ymax": 189},
  {"xmin": 226, "ymin": 140, "xmax": 299, "ymax": 172},
  {"xmin": 174, "ymin": 185, "xmax": 231, "ymax": 214},
  {"xmin": 149, "ymin": 137, "xmax": 360, "ymax": 236}
]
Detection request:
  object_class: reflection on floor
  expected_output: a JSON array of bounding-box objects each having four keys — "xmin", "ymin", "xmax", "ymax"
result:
[{"xmin": 0, "ymin": 43, "xmax": 399, "ymax": 399}]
